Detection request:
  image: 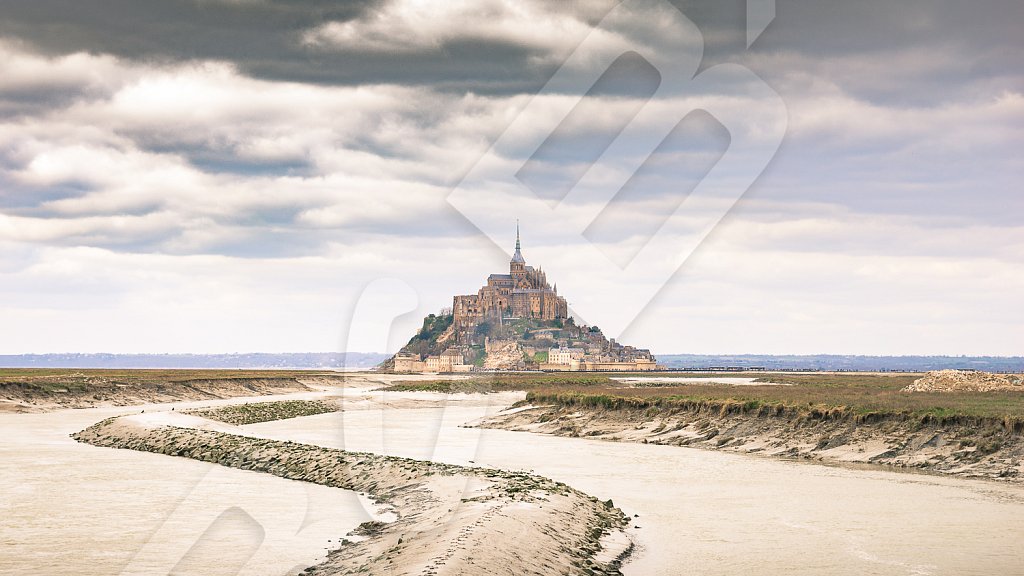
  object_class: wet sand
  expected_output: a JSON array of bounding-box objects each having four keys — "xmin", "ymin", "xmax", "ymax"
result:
[
  {"xmin": 7, "ymin": 375, "xmax": 1024, "ymax": 575},
  {"xmin": 246, "ymin": 385, "xmax": 1024, "ymax": 575},
  {"xmin": 480, "ymin": 401, "xmax": 1024, "ymax": 483},
  {"xmin": 0, "ymin": 400, "xmax": 378, "ymax": 575},
  {"xmin": 72, "ymin": 410, "xmax": 631, "ymax": 575}
]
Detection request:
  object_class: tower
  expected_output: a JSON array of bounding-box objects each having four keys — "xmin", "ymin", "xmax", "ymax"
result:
[{"xmin": 510, "ymin": 220, "xmax": 526, "ymax": 278}]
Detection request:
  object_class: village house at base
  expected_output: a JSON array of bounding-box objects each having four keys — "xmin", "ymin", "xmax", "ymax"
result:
[{"xmin": 393, "ymin": 226, "xmax": 663, "ymax": 373}]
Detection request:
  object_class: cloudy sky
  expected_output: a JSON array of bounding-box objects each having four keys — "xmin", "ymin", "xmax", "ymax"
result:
[{"xmin": 0, "ymin": 0, "xmax": 1021, "ymax": 356}]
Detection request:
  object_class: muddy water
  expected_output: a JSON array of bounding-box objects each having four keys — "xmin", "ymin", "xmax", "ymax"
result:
[
  {"xmin": 247, "ymin": 391, "xmax": 1024, "ymax": 576},
  {"xmin": 0, "ymin": 400, "xmax": 378, "ymax": 576}
]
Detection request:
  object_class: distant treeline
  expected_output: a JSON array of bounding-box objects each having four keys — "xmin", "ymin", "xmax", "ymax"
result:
[
  {"xmin": 656, "ymin": 354, "xmax": 1024, "ymax": 373},
  {"xmin": 0, "ymin": 352, "xmax": 390, "ymax": 370}
]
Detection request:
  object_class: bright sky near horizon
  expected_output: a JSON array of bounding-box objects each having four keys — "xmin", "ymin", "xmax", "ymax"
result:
[{"xmin": 0, "ymin": 1, "xmax": 1021, "ymax": 356}]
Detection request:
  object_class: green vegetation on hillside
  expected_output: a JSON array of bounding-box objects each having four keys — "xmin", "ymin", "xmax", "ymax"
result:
[
  {"xmin": 469, "ymin": 317, "xmax": 574, "ymax": 346},
  {"xmin": 392, "ymin": 312, "xmax": 591, "ymax": 366},
  {"xmin": 400, "ymin": 313, "xmax": 454, "ymax": 357}
]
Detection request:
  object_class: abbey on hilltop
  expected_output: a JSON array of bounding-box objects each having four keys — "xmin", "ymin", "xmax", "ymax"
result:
[
  {"xmin": 452, "ymin": 223, "xmax": 568, "ymax": 332},
  {"xmin": 389, "ymin": 224, "xmax": 662, "ymax": 373}
]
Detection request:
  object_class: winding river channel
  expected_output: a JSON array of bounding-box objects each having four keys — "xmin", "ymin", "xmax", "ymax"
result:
[
  {"xmin": 0, "ymin": 394, "xmax": 380, "ymax": 576},
  {"xmin": 4, "ymin": 385, "xmax": 1024, "ymax": 575}
]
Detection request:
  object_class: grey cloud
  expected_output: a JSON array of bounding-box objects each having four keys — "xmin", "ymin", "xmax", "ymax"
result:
[
  {"xmin": 0, "ymin": 178, "xmax": 96, "ymax": 214},
  {"xmin": 0, "ymin": 1, "xmax": 1019, "ymax": 250},
  {"xmin": 1, "ymin": 1, "xmax": 1020, "ymax": 355},
  {"xmin": 0, "ymin": 1, "xmax": 374, "ymax": 63},
  {"xmin": 751, "ymin": 123, "xmax": 1024, "ymax": 226},
  {"xmin": 0, "ymin": 0, "xmax": 569, "ymax": 94},
  {"xmin": 1, "ymin": 1, "xmax": 1018, "ymax": 107},
  {"xmin": 0, "ymin": 88, "xmax": 96, "ymax": 119},
  {"xmin": 142, "ymin": 142, "xmax": 317, "ymax": 178},
  {"xmin": 744, "ymin": 1, "xmax": 1023, "ymax": 106},
  {"xmin": 516, "ymin": 51, "xmax": 662, "ymax": 202}
]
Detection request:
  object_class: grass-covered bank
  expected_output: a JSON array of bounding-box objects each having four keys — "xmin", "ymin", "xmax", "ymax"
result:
[
  {"xmin": 0, "ymin": 369, "xmax": 348, "ymax": 411},
  {"xmin": 473, "ymin": 374, "xmax": 1024, "ymax": 483},
  {"xmin": 524, "ymin": 386, "xmax": 1024, "ymax": 432},
  {"xmin": 392, "ymin": 371, "xmax": 1024, "ymax": 427}
]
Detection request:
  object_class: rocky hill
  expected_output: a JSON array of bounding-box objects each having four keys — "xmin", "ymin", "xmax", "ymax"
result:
[
  {"xmin": 386, "ymin": 227, "xmax": 659, "ymax": 372},
  {"xmin": 386, "ymin": 313, "xmax": 655, "ymax": 372},
  {"xmin": 481, "ymin": 339, "xmax": 525, "ymax": 371}
]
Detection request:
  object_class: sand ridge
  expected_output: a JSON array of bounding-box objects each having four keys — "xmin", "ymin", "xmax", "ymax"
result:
[{"xmin": 73, "ymin": 411, "xmax": 632, "ymax": 575}]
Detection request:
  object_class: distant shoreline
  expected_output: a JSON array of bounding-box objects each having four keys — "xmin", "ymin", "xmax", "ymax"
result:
[
  {"xmin": 0, "ymin": 352, "xmax": 390, "ymax": 370},
  {"xmin": 2, "ymin": 352, "xmax": 1021, "ymax": 372}
]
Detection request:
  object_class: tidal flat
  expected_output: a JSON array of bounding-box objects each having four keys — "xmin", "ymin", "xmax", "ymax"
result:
[{"xmin": 3, "ymin": 371, "xmax": 1024, "ymax": 574}]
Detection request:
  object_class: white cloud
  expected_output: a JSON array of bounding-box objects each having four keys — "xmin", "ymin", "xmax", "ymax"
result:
[
  {"xmin": 628, "ymin": 232, "xmax": 1024, "ymax": 356},
  {"xmin": 0, "ymin": 41, "xmax": 141, "ymax": 97},
  {"xmin": 0, "ymin": 239, "xmax": 502, "ymax": 353},
  {"xmin": 301, "ymin": 0, "xmax": 611, "ymax": 58}
]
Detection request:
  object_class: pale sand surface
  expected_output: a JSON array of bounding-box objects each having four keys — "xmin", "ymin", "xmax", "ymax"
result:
[
  {"xmin": 248, "ymin": 385, "xmax": 1024, "ymax": 576},
  {"xmin": 73, "ymin": 410, "xmax": 630, "ymax": 575},
  {"xmin": 480, "ymin": 400, "xmax": 1024, "ymax": 482},
  {"xmin": 10, "ymin": 374, "xmax": 1024, "ymax": 575},
  {"xmin": 0, "ymin": 402, "xmax": 380, "ymax": 575},
  {"xmin": 0, "ymin": 381, "xmax": 424, "ymax": 575}
]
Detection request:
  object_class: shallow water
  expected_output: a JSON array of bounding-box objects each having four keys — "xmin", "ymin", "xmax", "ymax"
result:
[
  {"xmin": 0, "ymin": 400, "xmax": 378, "ymax": 576},
  {"xmin": 247, "ymin": 390, "xmax": 1024, "ymax": 576}
]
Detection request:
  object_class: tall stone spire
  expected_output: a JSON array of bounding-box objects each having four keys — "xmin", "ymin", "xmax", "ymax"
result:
[{"xmin": 511, "ymin": 219, "xmax": 525, "ymax": 264}]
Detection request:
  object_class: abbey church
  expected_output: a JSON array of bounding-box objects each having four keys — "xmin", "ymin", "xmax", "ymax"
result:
[{"xmin": 452, "ymin": 225, "xmax": 567, "ymax": 331}]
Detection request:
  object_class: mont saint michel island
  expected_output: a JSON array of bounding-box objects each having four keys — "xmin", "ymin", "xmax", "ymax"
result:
[{"xmin": 391, "ymin": 226, "xmax": 663, "ymax": 373}]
